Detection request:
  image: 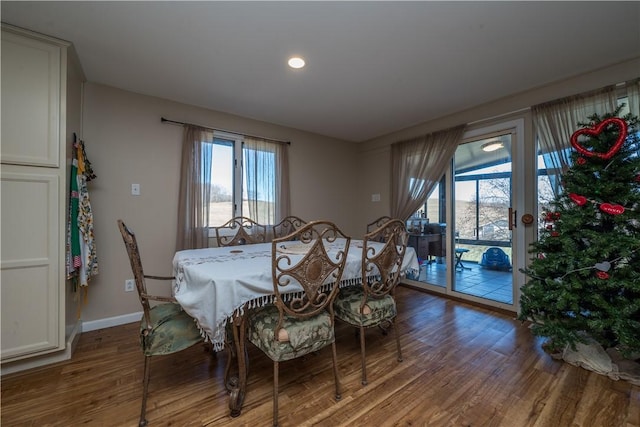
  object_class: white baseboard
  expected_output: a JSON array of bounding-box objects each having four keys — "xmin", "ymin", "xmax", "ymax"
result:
[
  {"xmin": 1, "ymin": 319, "xmax": 82, "ymax": 376},
  {"xmin": 81, "ymin": 311, "xmax": 142, "ymax": 332},
  {"xmin": 1, "ymin": 313, "xmax": 141, "ymax": 376},
  {"xmin": 67, "ymin": 319, "xmax": 82, "ymax": 356}
]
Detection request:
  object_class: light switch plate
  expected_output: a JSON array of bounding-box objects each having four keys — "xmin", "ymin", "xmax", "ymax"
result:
[{"xmin": 131, "ymin": 183, "xmax": 140, "ymax": 196}]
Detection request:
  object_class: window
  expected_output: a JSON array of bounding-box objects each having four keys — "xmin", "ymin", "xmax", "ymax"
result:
[
  {"xmin": 454, "ymin": 164, "xmax": 512, "ymax": 243},
  {"xmin": 207, "ymin": 134, "xmax": 240, "ymax": 226},
  {"xmin": 412, "ymin": 180, "xmax": 444, "ymax": 224},
  {"xmin": 536, "ymin": 93, "xmax": 638, "ymax": 233},
  {"xmin": 412, "ymin": 133, "xmax": 515, "ymax": 244},
  {"xmin": 207, "ymin": 132, "xmax": 280, "ymax": 227}
]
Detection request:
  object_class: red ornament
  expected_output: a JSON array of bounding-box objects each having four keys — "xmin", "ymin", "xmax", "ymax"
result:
[
  {"xmin": 570, "ymin": 118, "xmax": 628, "ymax": 160},
  {"xmin": 599, "ymin": 203, "xmax": 625, "ymax": 215},
  {"xmin": 546, "ymin": 224, "xmax": 553, "ymax": 230},
  {"xmin": 576, "ymin": 157, "xmax": 587, "ymax": 165},
  {"xmin": 544, "ymin": 212, "xmax": 560, "ymax": 221},
  {"xmin": 635, "ymin": 175, "xmax": 640, "ymax": 182},
  {"xmin": 569, "ymin": 193, "xmax": 587, "ymax": 206},
  {"xmin": 596, "ymin": 271, "xmax": 609, "ymax": 280},
  {"xmin": 551, "ymin": 231, "xmax": 560, "ymax": 237}
]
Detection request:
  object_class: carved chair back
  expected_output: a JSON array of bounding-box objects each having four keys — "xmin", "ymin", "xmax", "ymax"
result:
[
  {"xmin": 273, "ymin": 215, "xmax": 307, "ymax": 240},
  {"xmin": 214, "ymin": 216, "xmax": 266, "ymax": 247},
  {"xmin": 366, "ymin": 215, "xmax": 392, "ymax": 234},
  {"xmin": 118, "ymin": 219, "xmax": 154, "ymax": 325},
  {"xmin": 271, "ymin": 221, "xmax": 350, "ymax": 332},
  {"xmin": 361, "ymin": 219, "xmax": 409, "ymax": 304}
]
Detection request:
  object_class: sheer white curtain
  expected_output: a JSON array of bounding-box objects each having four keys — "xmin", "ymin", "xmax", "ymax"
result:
[
  {"xmin": 390, "ymin": 125, "xmax": 465, "ymax": 220},
  {"xmin": 243, "ymin": 136, "xmax": 290, "ymax": 225},
  {"xmin": 176, "ymin": 125, "xmax": 213, "ymax": 250},
  {"xmin": 627, "ymin": 79, "xmax": 640, "ymax": 117},
  {"xmin": 532, "ymin": 86, "xmax": 617, "ymax": 195}
]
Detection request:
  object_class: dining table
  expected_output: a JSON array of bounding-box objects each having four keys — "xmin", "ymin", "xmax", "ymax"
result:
[{"xmin": 172, "ymin": 238, "xmax": 419, "ymax": 416}]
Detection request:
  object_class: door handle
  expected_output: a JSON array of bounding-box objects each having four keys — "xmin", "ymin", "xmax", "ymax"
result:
[{"xmin": 508, "ymin": 208, "xmax": 516, "ymax": 230}]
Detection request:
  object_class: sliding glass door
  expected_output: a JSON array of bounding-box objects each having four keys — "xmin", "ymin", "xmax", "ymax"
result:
[
  {"xmin": 452, "ymin": 132, "xmax": 514, "ymax": 305},
  {"xmin": 407, "ymin": 119, "xmax": 526, "ymax": 312}
]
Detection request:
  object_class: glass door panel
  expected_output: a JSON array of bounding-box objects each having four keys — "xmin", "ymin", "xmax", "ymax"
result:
[
  {"xmin": 407, "ymin": 180, "xmax": 448, "ymax": 288},
  {"xmin": 452, "ymin": 134, "xmax": 514, "ymax": 305},
  {"xmin": 404, "ymin": 119, "xmax": 524, "ymax": 313}
]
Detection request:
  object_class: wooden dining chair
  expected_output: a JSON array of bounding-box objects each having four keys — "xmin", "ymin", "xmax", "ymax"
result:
[
  {"xmin": 333, "ymin": 219, "xmax": 409, "ymax": 385},
  {"xmin": 246, "ymin": 221, "xmax": 350, "ymax": 427},
  {"xmin": 366, "ymin": 215, "xmax": 392, "ymax": 233},
  {"xmin": 213, "ymin": 216, "xmax": 266, "ymax": 247},
  {"xmin": 272, "ymin": 215, "xmax": 307, "ymax": 240},
  {"xmin": 117, "ymin": 220, "xmax": 204, "ymax": 427}
]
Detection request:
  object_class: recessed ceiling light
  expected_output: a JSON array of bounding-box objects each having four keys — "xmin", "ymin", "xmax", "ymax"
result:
[
  {"xmin": 481, "ymin": 141, "xmax": 504, "ymax": 152},
  {"xmin": 288, "ymin": 57, "xmax": 305, "ymax": 69}
]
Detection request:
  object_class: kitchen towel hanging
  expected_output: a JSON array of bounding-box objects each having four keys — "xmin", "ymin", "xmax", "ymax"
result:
[{"xmin": 66, "ymin": 133, "xmax": 98, "ymax": 295}]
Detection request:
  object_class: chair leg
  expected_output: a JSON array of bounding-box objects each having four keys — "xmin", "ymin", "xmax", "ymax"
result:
[
  {"xmin": 273, "ymin": 361, "xmax": 279, "ymax": 427},
  {"xmin": 359, "ymin": 325, "xmax": 368, "ymax": 386},
  {"xmin": 331, "ymin": 340, "xmax": 342, "ymax": 400},
  {"xmin": 139, "ymin": 355, "xmax": 151, "ymax": 427}
]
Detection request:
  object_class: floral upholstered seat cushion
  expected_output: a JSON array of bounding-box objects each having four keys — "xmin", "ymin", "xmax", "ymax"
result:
[
  {"xmin": 334, "ymin": 286, "xmax": 396, "ymax": 327},
  {"xmin": 139, "ymin": 303, "xmax": 203, "ymax": 356},
  {"xmin": 248, "ymin": 305, "xmax": 335, "ymax": 362}
]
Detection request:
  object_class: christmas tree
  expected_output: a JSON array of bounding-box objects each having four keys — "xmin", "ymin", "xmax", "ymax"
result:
[{"xmin": 519, "ymin": 106, "xmax": 640, "ymax": 358}]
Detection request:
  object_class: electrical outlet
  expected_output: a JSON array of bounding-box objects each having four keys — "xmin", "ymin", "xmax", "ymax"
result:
[{"xmin": 125, "ymin": 279, "xmax": 135, "ymax": 292}]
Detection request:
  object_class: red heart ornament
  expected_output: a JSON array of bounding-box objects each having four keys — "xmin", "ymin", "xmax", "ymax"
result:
[
  {"xmin": 570, "ymin": 118, "xmax": 628, "ymax": 160},
  {"xmin": 569, "ymin": 193, "xmax": 587, "ymax": 206},
  {"xmin": 599, "ymin": 203, "xmax": 625, "ymax": 215}
]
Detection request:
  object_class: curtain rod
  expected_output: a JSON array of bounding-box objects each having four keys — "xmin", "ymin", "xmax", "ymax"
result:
[{"xmin": 161, "ymin": 117, "xmax": 291, "ymax": 145}]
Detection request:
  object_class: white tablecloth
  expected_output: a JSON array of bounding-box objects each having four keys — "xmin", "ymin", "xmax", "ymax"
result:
[{"xmin": 173, "ymin": 239, "xmax": 419, "ymax": 350}]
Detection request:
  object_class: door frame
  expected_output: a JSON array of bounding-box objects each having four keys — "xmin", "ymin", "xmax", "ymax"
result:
[{"xmin": 444, "ymin": 118, "xmax": 526, "ymax": 312}]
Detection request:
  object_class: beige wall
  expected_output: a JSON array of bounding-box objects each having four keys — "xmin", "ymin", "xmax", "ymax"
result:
[
  {"xmin": 357, "ymin": 57, "xmax": 640, "ymax": 225},
  {"xmin": 64, "ymin": 46, "xmax": 86, "ymax": 336},
  {"xmin": 78, "ymin": 57, "xmax": 638, "ymax": 327},
  {"xmin": 80, "ymin": 83, "xmax": 359, "ymax": 324}
]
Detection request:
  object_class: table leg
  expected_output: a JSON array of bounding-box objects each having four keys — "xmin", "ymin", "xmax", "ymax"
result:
[
  {"xmin": 455, "ymin": 250, "xmax": 471, "ymax": 271},
  {"xmin": 228, "ymin": 310, "xmax": 248, "ymax": 417},
  {"xmin": 223, "ymin": 326, "xmax": 238, "ymax": 392}
]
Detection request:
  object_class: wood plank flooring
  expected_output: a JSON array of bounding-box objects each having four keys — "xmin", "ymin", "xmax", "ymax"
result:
[{"xmin": 2, "ymin": 286, "xmax": 638, "ymax": 426}]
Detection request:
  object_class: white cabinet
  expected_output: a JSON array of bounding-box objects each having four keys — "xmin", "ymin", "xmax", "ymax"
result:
[
  {"xmin": 1, "ymin": 168, "xmax": 62, "ymax": 359},
  {"xmin": 1, "ymin": 30, "xmax": 62, "ymax": 167},
  {"xmin": 1, "ymin": 24, "xmax": 76, "ymax": 363}
]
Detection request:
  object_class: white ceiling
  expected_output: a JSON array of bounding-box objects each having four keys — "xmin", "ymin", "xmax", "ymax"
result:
[{"xmin": 2, "ymin": 1, "xmax": 639, "ymax": 142}]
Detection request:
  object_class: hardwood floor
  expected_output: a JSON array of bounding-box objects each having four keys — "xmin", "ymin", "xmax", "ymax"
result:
[{"xmin": 2, "ymin": 286, "xmax": 638, "ymax": 426}]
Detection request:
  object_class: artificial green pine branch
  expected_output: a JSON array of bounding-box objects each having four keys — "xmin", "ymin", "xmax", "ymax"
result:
[{"xmin": 519, "ymin": 107, "xmax": 640, "ymax": 358}]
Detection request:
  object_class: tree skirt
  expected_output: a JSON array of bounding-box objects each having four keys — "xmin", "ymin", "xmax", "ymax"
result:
[{"xmin": 547, "ymin": 336, "xmax": 640, "ymax": 386}]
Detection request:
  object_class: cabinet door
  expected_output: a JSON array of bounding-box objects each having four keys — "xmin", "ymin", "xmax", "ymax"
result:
[
  {"xmin": 1, "ymin": 30, "xmax": 62, "ymax": 167},
  {"xmin": 1, "ymin": 168, "xmax": 62, "ymax": 359}
]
